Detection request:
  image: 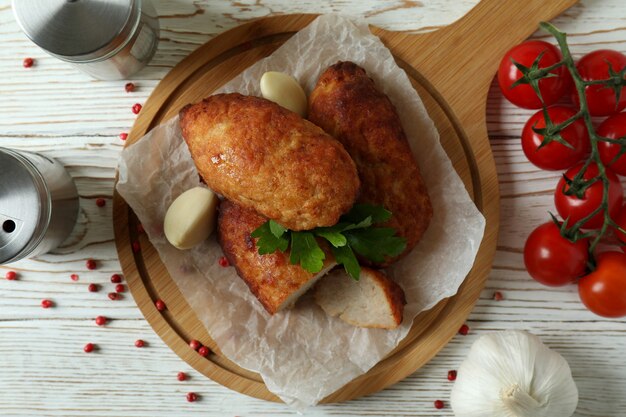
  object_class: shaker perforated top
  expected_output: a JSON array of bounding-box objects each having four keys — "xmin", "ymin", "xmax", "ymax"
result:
[{"xmin": 13, "ymin": 0, "xmax": 137, "ymax": 61}]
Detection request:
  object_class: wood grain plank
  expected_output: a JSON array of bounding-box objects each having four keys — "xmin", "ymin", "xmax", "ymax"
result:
[{"xmin": 1, "ymin": 0, "xmax": 625, "ymax": 416}]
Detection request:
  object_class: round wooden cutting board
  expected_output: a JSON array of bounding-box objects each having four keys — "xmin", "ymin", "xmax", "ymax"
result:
[{"xmin": 113, "ymin": 0, "xmax": 576, "ymax": 403}]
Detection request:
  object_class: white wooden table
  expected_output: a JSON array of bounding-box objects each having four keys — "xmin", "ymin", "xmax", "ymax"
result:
[{"xmin": 1, "ymin": 1, "xmax": 625, "ymax": 416}]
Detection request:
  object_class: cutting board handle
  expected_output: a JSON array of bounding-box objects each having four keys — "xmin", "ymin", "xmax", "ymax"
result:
[{"xmin": 382, "ymin": 0, "xmax": 578, "ymax": 124}]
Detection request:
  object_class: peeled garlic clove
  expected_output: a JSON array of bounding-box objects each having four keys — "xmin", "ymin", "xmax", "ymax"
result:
[
  {"xmin": 451, "ymin": 330, "xmax": 578, "ymax": 417},
  {"xmin": 164, "ymin": 187, "xmax": 218, "ymax": 250},
  {"xmin": 260, "ymin": 71, "xmax": 308, "ymax": 117}
]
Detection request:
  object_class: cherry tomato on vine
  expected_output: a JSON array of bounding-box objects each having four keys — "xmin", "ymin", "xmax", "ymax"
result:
[
  {"xmin": 524, "ymin": 222, "xmax": 589, "ymax": 286},
  {"xmin": 597, "ymin": 112, "xmax": 626, "ymax": 176},
  {"xmin": 554, "ymin": 162, "xmax": 623, "ymax": 230},
  {"xmin": 573, "ymin": 49, "xmax": 626, "ymax": 117},
  {"xmin": 498, "ymin": 40, "xmax": 571, "ymax": 109},
  {"xmin": 521, "ymin": 106, "xmax": 589, "ymax": 170},
  {"xmin": 578, "ymin": 251, "xmax": 626, "ymax": 318}
]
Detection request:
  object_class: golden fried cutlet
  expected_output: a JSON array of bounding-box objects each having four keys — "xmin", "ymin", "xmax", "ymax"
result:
[
  {"xmin": 180, "ymin": 93, "xmax": 360, "ymax": 231},
  {"xmin": 218, "ymin": 200, "xmax": 336, "ymax": 315},
  {"xmin": 309, "ymin": 62, "xmax": 433, "ymax": 265}
]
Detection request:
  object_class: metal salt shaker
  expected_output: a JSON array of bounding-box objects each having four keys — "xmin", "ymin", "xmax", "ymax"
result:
[
  {"xmin": 13, "ymin": 0, "xmax": 160, "ymax": 80},
  {"xmin": 0, "ymin": 148, "xmax": 79, "ymax": 265}
]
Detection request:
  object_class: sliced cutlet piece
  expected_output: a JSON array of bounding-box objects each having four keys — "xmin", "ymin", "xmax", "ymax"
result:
[{"xmin": 315, "ymin": 267, "xmax": 406, "ymax": 329}]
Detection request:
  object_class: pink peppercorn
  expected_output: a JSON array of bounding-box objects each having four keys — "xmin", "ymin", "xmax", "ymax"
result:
[
  {"xmin": 108, "ymin": 292, "xmax": 119, "ymax": 301},
  {"xmin": 458, "ymin": 324, "xmax": 469, "ymax": 336},
  {"xmin": 23, "ymin": 57, "xmax": 34, "ymax": 68},
  {"xmin": 88, "ymin": 283, "xmax": 99, "ymax": 292},
  {"xmin": 132, "ymin": 241, "xmax": 141, "ymax": 253},
  {"xmin": 95, "ymin": 316, "xmax": 107, "ymax": 326},
  {"xmin": 84, "ymin": 343, "xmax": 95, "ymax": 353},
  {"xmin": 5, "ymin": 271, "xmax": 17, "ymax": 280},
  {"xmin": 186, "ymin": 392, "xmax": 197, "ymax": 402},
  {"xmin": 177, "ymin": 372, "xmax": 186, "ymax": 381},
  {"xmin": 447, "ymin": 370, "xmax": 457, "ymax": 381},
  {"xmin": 132, "ymin": 103, "xmax": 142, "ymax": 114},
  {"xmin": 434, "ymin": 400, "xmax": 444, "ymax": 409},
  {"xmin": 155, "ymin": 299, "xmax": 166, "ymax": 311},
  {"xmin": 198, "ymin": 346, "xmax": 210, "ymax": 357},
  {"xmin": 218, "ymin": 256, "xmax": 229, "ymax": 267},
  {"xmin": 70, "ymin": 274, "xmax": 79, "ymax": 281},
  {"xmin": 119, "ymin": 132, "xmax": 128, "ymax": 141},
  {"xmin": 41, "ymin": 299, "xmax": 53, "ymax": 308},
  {"xmin": 95, "ymin": 198, "xmax": 106, "ymax": 207},
  {"xmin": 135, "ymin": 339, "xmax": 145, "ymax": 348},
  {"xmin": 115, "ymin": 284, "xmax": 125, "ymax": 293},
  {"xmin": 189, "ymin": 340, "xmax": 201, "ymax": 351},
  {"xmin": 125, "ymin": 82, "xmax": 135, "ymax": 93},
  {"xmin": 86, "ymin": 259, "xmax": 97, "ymax": 270},
  {"xmin": 494, "ymin": 291, "xmax": 504, "ymax": 301},
  {"xmin": 110, "ymin": 274, "xmax": 122, "ymax": 283}
]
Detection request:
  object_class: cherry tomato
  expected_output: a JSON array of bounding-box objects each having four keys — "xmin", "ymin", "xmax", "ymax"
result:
[
  {"xmin": 524, "ymin": 222, "xmax": 589, "ymax": 286},
  {"xmin": 498, "ymin": 41, "xmax": 571, "ymax": 109},
  {"xmin": 521, "ymin": 106, "xmax": 589, "ymax": 170},
  {"xmin": 573, "ymin": 49, "xmax": 626, "ymax": 117},
  {"xmin": 555, "ymin": 162, "xmax": 623, "ymax": 229},
  {"xmin": 578, "ymin": 251, "xmax": 626, "ymax": 318},
  {"xmin": 597, "ymin": 112, "xmax": 626, "ymax": 176}
]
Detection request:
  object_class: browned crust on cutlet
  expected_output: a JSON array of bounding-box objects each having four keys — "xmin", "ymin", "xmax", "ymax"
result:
[
  {"xmin": 369, "ymin": 269, "xmax": 406, "ymax": 327},
  {"xmin": 180, "ymin": 93, "xmax": 360, "ymax": 231},
  {"xmin": 217, "ymin": 199, "xmax": 335, "ymax": 315},
  {"xmin": 309, "ymin": 62, "xmax": 433, "ymax": 265}
]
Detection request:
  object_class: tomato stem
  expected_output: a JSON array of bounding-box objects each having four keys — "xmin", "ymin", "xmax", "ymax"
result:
[
  {"xmin": 596, "ymin": 136, "xmax": 624, "ymax": 144},
  {"xmin": 542, "ymin": 60, "xmax": 567, "ymax": 73},
  {"xmin": 585, "ymin": 79, "xmax": 616, "ymax": 86},
  {"xmin": 559, "ymin": 111, "xmax": 584, "ymax": 130},
  {"xmin": 540, "ymin": 22, "xmax": 618, "ymax": 262}
]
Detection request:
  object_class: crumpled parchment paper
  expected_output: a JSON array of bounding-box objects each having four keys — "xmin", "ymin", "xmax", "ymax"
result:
[{"xmin": 116, "ymin": 14, "xmax": 486, "ymax": 410}]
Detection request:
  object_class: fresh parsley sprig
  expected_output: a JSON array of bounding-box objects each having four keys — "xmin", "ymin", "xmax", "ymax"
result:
[{"xmin": 250, "ymin": 204, "xmax": 407, "ymax": 280}]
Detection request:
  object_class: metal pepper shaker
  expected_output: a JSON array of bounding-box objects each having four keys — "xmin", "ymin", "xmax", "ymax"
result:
[
  {"xmin": 13, "ymin": 0, "xmax": 160, "ymax": 80},
  {"xmin": 0, "ymin": 148, "xmax": 79, "ymax": 265}
]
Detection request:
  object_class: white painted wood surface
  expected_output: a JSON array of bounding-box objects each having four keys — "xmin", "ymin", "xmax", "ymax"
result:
[{"xmin": 1, "ymin": 1, "xmax": 625, "ymax": 416}]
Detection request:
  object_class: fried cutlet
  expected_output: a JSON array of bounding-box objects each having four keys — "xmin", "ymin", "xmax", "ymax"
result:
[
  {"xmin": 180, "ymin": 93, "xmax": 360, "ymax": 231},
  {"xmin": 309, "ymin": 62, "xmax": 433, "ymax": 265}
]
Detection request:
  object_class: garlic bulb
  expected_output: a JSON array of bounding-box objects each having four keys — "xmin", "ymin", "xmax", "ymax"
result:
[{"xmin": 451, "ymin": 330, "xmax": 578, "ymax": 417}]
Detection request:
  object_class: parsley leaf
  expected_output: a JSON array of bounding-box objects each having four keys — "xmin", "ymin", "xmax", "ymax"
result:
[
  {"xmin": 345, "ymin": 227, "xmax": 407, "ymax": 264},
  {"xmin": 249, "ymin": 204, "xmax": 407, "ymax": 280},
  {"xmin": 289, "ymin": 232, "xmax": 325, "ymax": 273},
  {"xmin": 343, "ymin": 216, "xmax": 373, "ymax": 231},
  {"xmin": 313, "ymin": 226, "xmax": 348, "ymax": 247},
  {"xmin": 250, "ymin": 221, "xmax": 289, "ymax": 254},
  {"xmin": 268, "ymin": 220, "xmax": 287, "ymax": 238},
  {"xmin": 341, "ymin": 204, "xmax": 392, "ymax": 224},
  {"xmin": 331, "ymin": 244, "xmax": 360, "ymax": 280}
]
